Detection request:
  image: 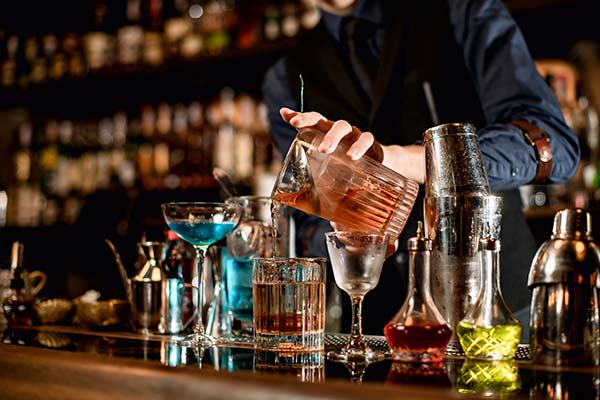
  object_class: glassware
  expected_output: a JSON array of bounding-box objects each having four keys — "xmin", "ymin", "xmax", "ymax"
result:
[
  {"xmin": 2, "ymin": 242, "xmax": 42, "ymax": 328},
  {"xmin": 252, "ymin": 257, "xmax": 326, "ymax": 352},
  {"xmin": 456, "ymin": 359, "xmax": 521, "ymax": 396},
  {"xmin": 384, "ymin": 222, "xmax": 452, "ymax": 363},
  {"xmin": 385, "ymin": 362, "xmax": 451, "ymax": 387},
  {"xmin": 254, "ymin": 350, "xmax": 325, "ymax": 383},
  {"xmin": 457, "ymin": 235, "xmax": 522, "ymax": 360},
  {"xmin": 271, "ymin": 126, "xmax": 419, "ymax": 241},
  {"xmin": 219, "ymin": 195, "xmax": 291, "ymax": 337},
  {"xmin": 161, "ymin": 202, "xmax": 242, "ymax": 347},
  {"xmin": 325, "ymin": 231, "xmax": 389, "ymax": 363}
]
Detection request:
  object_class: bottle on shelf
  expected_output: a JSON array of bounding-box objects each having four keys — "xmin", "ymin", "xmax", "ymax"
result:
[
  {"xmin": 117, "ymin": 0, "xmax": 145, "ymax": 66},
  {"xmin": 141, "ymin": 0, "xmax": 165, "ymax": 66},
  {"xmin": 1, "ymin": 34, "xmax": 18, "ymax": 87},
  {"xmin": 84, "ymin": 0, "xmax": 116, "ymax": 71},
  {"xmin": 213, "ymin": 87, "xmax": 237, "ymax": 178}
]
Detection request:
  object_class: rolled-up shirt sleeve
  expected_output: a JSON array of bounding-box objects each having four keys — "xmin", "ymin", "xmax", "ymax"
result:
[{"xmin": 447, "ymin": 0, "xmax": 580, "ymax": 190}]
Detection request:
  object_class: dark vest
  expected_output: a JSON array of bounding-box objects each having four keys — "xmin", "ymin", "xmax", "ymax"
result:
[{"xmin": 285, "ymin": 0, "xmax": 536, "ymax": 333}]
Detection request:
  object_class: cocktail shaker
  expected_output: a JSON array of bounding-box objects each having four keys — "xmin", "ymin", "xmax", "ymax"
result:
[
  {"xmin": 528, "ymin": 208, "xmax": 600, "ymax": 366},
  {"xmin": 131, "ymin": 241, "xmax": 167, "ymax": 334},
  {"xmin": 423, "ymin": 123, "xmax": 495, "ymax": 344}
]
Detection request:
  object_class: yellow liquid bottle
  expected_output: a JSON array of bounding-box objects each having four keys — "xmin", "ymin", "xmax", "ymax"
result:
[{"xmin": 457, "ymin": 235, "xmax": 522, "ymax": 360}]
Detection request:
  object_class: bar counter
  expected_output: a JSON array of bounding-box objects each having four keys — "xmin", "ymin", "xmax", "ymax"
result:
[{"xmin": 1, "ymin": 325, "xmax": 599, "ymax": 400}]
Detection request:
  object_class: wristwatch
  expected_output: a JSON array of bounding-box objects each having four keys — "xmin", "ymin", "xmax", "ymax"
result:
[{"xmin": 510, "ymin": 120, "xmax": 553, "ymax": 184}]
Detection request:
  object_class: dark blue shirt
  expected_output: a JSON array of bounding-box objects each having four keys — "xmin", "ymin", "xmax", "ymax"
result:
[{"xmin": 263, "ymin": 0, "xmax": 580, "ymax": 191}]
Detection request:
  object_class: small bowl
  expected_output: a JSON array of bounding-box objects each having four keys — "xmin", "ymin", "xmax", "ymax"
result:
[
  {"xmin": 75, "ymin": 299, "xmax": 131, "ymax": 329},
  {"xmin": 36, "ymin": 298, "xmax": 74, "ymax": 325}
]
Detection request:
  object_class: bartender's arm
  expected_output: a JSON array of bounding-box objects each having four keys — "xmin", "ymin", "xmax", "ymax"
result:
[{"xmin": 274, "ymin": 0, "xmax": 580, "ymax": 192}]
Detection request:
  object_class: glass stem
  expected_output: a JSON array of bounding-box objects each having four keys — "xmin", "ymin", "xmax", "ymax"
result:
[
  {"xmin": 193, "ymin": 246, "xmax": 207, "ymax": 337},
  {"xmin": 347, "ymin": 295, "xmax": 366, "ymax": 351}
]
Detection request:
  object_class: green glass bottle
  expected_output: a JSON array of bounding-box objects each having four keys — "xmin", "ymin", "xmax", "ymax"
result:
[{"xmin": 457, "ymin": 235, "xmax": 522, "ymax": 360}]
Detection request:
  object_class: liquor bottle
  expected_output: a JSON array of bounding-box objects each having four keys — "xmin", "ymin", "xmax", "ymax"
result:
[
  {"xmin": 180, "ymin": 1, "xmax": 205, "ymax": 59},
  {"xmin": 30, "ymin": 36, "xmax": 49, "ymax": 85},
  {"xmin": 63, "ymin": 32, "xmax": 87, "ymax": 79},
  {"xmin": 213, "ymin": 88, "xmax": 236, "ymax": 177},
  {"xmin": 457, "ymin": 234, "xmax": 522, "ymax": 360},
  {"xmin": 2, "ymin": 242, "xmax": 39, "ymax": 328},
  {"xmin": 141, "ymin": 0, "xmax": 165, "ymax": 66},
  {"xmin": 9, "ymin": 122, "xmax": 43, "ymax": 227},
  {"xmin": 117, "ymin": 0, "xmax": 145, "ymax": 66},
  {"xmin": 137, "ymin": 104, "xmax": 156, "ymax": 187},
  {"xmin": 48, "ymin": 34, "xmax": 69, "ymax": 81},
  {"xmin": 1, "ymin": 35, "xmax": 18, "ymax": 87},
  {"xmin": 202, "ymin": 0, "xmax": 233, "ymax": 55},
  {"xmin": 281, "ymin": 2, "xmax": 300, "ymax": 38},
  {"xmin": 113, "ymin": 111, "xmax": 136, "ymax": 188},
  {"xmin": 39, "ymin": 120, "xmax": 60, "ymax": 225},
  {"xmin": 153, "ymin": 103, "xmax": 172, "ymax": 187},
  {"xmin": 162, "ymin": 0, "xmax": 191, "ymax": 60},
  {"xmin": 84, "ymin": 0, "xmax": 115, "ymax": 70},
  {"xmin": 384, "ymin": 222, "xmax": 452, "ymax": 363},
  {"xmin": 96, "ymin": 116, "xmax": 116, "ymax": 190},
  {"xmin": 233, "ymin": 94, "xmax": 255, "ymax": 180},
  {"xmin": 167, "ymin": 102, "xmax": 189, "ymax": 181},
  {"xmin": 263, "ymin": 2, "xmax": 281, "ymax": 42},
  {"xmin": 187, "ymin": 101, "xmax": 210, "ymax": 183}
]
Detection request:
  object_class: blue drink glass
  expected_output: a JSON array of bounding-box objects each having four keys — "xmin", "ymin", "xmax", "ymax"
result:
[{"xmin": 162, "ymin": 202, "xmax": 242, "ymax": 348}]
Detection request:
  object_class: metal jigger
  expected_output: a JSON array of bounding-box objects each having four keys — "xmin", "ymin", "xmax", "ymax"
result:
[{"xmin": 423, "ymin": 123, "xmax": 499, "ymax": 346}]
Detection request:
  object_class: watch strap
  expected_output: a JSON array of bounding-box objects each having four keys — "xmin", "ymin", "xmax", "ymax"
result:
[{"xmin": 510, "ymin": 120, "xmax": 553, "ymax": 184}]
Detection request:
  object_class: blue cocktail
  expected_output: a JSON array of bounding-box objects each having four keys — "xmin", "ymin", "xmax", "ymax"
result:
[{"xmin": 162, "ymin": 202, "xmax": 242, "ymax": 347}]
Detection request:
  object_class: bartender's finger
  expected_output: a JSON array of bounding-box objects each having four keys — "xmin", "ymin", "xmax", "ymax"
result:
[
  {"xmin": 318, "ymin": 120, "xmax": 357, "ymax": 153},
  {"xmin": 386, "ymin": 238, "xmax": 399, "ymax": 259},
  {"xmin": 280, "ymin": 107, "xmax": 299, "ymax": 123},
  {"xmin": 346, "ymin": 131, "xmax": 376, "ymax": 160},
  {"xmin": 281, "ymin": 108, "xmax": 333, "ymax": 131}
]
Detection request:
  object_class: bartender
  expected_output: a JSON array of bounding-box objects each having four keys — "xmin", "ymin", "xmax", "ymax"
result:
[{"xmin": 262, "ymin": 0, "xmax": 580, "ymax": 335}]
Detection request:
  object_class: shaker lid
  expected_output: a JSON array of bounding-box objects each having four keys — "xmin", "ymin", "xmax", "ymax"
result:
[
  {"xmin": 528, "ymin": 208, "xmax": 600, "ymax": 287},
  {"xmin": 551, "ymin": 208, "xmax": 592, "ymax": 240},
  {"xmin": 408, "ymin": 221, "xmax": 432, "ymax": 251}
]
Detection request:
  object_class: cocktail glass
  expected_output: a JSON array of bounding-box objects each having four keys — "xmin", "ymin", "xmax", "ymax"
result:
[
  {"xmin": 161, "ymin": 202, "xmax": 242, "ymax": 347},
  {"xmin": 325, "ymin": 231, "xmax": 389, "ymax": 363}
]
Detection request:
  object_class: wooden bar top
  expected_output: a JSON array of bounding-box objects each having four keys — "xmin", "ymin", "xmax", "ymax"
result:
[{"xmin": 1, "ymin": 326, "xmax": 599, "ymax": 400}]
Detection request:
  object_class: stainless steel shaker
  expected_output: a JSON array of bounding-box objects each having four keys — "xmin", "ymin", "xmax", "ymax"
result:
[
  {"xmin": 528, "ymin": 208, "xmax": 600, "ymax": 366},
  {"xmin": 423, "ymin": 123, "xmax": 496, "ymax": 344},
  {"xmin": 158, "ymin": 246, "xmax": 185, "ymax": 335},
  {"xmin": 131, "ymin": 241, "xmax": 167, "ymax": 334}
]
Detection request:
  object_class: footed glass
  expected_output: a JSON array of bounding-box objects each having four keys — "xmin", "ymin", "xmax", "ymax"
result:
[
  {"xmin": 161, "ymin": 202, "xmax": 242, "ymax": 348},
  {"xmin": 325, "ymin": 231, "xmax": 389, "ymax": 364}
]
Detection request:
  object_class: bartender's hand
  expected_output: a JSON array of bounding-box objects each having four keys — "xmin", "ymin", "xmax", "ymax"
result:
[{"xmin": 280, "ymin": 107, "xmax": 426, "ymax": 183}]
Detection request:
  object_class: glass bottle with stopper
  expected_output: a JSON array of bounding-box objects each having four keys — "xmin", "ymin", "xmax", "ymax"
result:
[
  {"xmin": 457, "ymin": 232, "xmax": 522, "ymax": 360},
  {"xmin": 2, "ymin": 242, "xmax": 39, "ymax": 327},
  {"xmin": 384, "ymin": 222, "xmax": 452, "ymax": 363}
]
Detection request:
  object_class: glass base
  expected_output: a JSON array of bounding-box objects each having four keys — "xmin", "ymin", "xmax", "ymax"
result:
[
  {"xmin": 327, "ymin": 346, "xmax": 386, "ymax": 364},
  {"xmin": 177, "ymin": 332, "xmax": 218, "ymax": 348},
  {"xmin": 389, "ymin": 348, "xmax": 446, "ymax": 363}
]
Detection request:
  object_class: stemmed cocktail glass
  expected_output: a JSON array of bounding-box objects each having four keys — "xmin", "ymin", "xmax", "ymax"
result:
[
  {"xmin": 325, "ymin": 231, "xmax": 389, "ymax": 365},
  {"xmin": 162, "ymin": 202, "xmax": 242, "ymax": 348}
]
